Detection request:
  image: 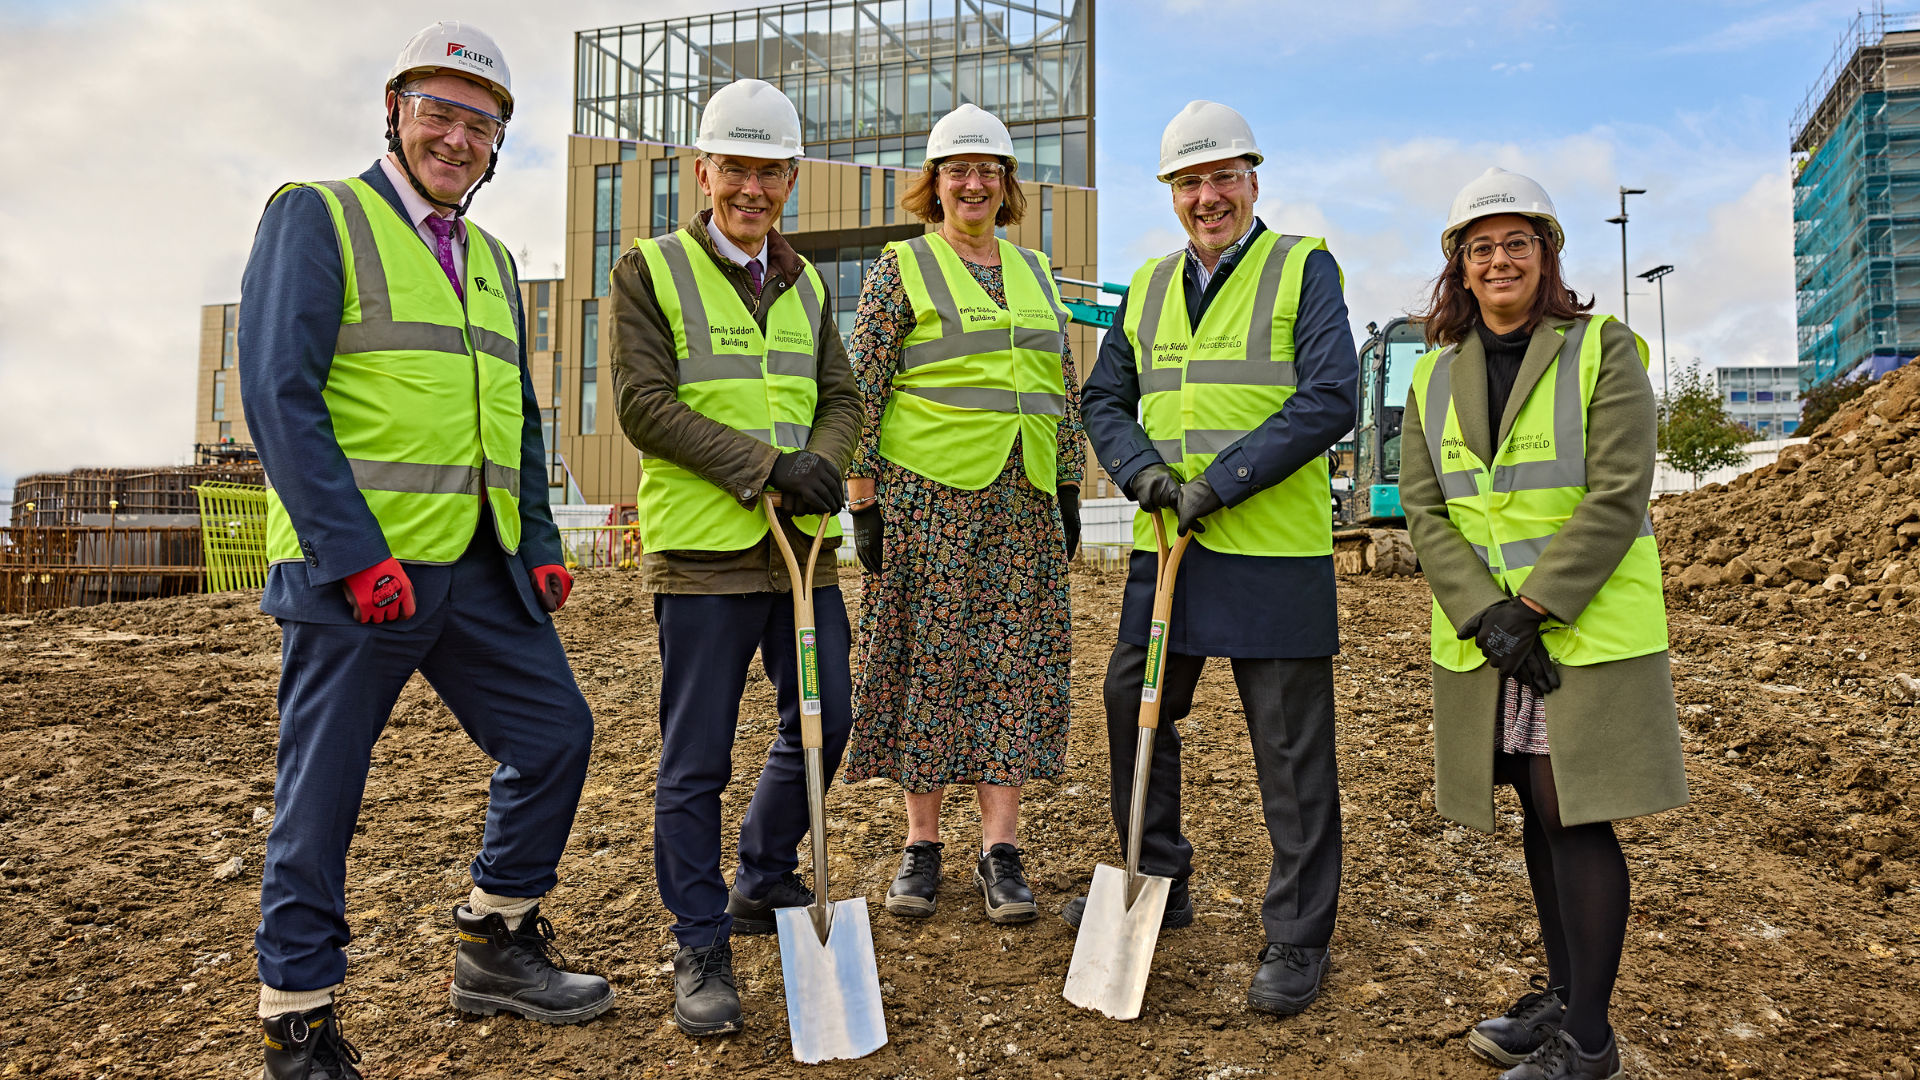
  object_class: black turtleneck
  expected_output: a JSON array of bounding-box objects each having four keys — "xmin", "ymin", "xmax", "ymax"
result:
[{"xmin": 1477, "ymin": 322, "xmax": 1533, "ymax": 432}]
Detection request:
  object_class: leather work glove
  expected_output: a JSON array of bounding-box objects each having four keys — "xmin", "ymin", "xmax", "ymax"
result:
[
  {"xmin": 768, "ymin": 451, "xmax": 844, "ymax": 517},
  {"xmin": 1174, "ymin": 478, "xmax": 1223, "ymax": 536},
  {"xmin": 530, "ymin": 564, "xmax": 573, "ymax": 614},
  {"xmin": 1128, "ymin": 463, "xmax": 1181, "ymax": 513},
  {"xmin": 851, "ymin": 503, "xmax": 883, "ymax": 575},
  {"xmin": 1059, "ymin": 486, "xmax": 1081, "ymax": 560},
  {"xmin": 342, "ymin": 557, "xmax": 416, "ymax": 624},
  {"xmin": 1457, "ymin": 597, "xmax": 1557, "ymax": 692}
]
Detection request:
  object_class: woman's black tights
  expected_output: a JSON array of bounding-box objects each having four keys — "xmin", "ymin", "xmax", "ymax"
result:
[{"xmin": 1496, "ymin": 750, "xmax": 1630, "ymax": 1051}]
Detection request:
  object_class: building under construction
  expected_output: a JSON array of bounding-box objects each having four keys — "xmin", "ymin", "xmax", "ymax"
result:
[{"xmin": 1792, "ymin": 7, "xmax": 1920, "ymax": 390}]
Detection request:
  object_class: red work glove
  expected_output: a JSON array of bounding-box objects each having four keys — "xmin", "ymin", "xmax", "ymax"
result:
[
  {"xmin": 530, "ymin": 564, "xmax": 573, "ymax": 613},
  {"xmin": 341, "ymin": 557, "xmax": 416, "ymax": 624}
]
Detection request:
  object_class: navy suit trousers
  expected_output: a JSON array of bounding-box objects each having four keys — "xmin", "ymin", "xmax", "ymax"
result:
[
  {"xmin": 652, "ymin": 588, "xmax": 853, "ymax": 948},
  {"xmin": 255, "ymin": 532, "xmax": 594, "ymax": 991}
]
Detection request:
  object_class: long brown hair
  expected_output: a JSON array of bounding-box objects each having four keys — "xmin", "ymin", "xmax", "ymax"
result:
[
  {"xmin": 1415, "ymin": 216, "xmax": 1592, "ymax": 346},
  {"xmin": 899, "ymin": 157, "xmax": 1027, "ymax": 227}
]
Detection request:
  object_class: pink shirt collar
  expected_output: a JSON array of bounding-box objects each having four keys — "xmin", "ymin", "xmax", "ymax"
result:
[{"xmin": 381, "ymin": 154, "xmax": 467, "ymax": 245}]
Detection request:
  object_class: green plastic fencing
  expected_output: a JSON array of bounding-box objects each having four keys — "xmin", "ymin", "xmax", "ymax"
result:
[{"xmin": 195, "ymin": 482, "xmax": 269, "ymax": 592}]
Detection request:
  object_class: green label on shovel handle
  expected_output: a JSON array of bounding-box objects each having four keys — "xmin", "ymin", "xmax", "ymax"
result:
[
  {"xmin": 797, "ymin": 626, "xmax": 822, "ymax": 715},
  {"xmin": 1141, "ymin": 620, "xmax": 1167, "ymax": 702}
]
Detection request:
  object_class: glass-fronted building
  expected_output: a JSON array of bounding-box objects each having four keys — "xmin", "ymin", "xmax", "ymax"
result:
[{"xmin": 1715, "ymin": 365, "xmax": 1801, "ymax": 435}]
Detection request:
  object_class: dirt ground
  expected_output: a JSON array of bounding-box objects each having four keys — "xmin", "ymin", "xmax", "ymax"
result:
[{"xmin": 2, "ymin": 559, "xmax": 1917, "ymax": 1080}]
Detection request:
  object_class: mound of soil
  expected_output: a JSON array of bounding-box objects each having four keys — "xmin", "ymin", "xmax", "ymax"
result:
[{"xmin": 1, "ymin": 563, "xmax": 1916, "ymax": 1077}]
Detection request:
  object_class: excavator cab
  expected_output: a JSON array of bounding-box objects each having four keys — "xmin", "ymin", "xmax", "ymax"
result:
[{"xmin": 1343, "ymin": 316, "xmax": 1425, "ymax": 527}]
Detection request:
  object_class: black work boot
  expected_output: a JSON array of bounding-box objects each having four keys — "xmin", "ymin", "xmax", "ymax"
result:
[
  {"xmin": 884, "ymin": 841, "xmax": 943, "ymax": 918},
  {"xmin": 1470, "ymin": 976, "xmax": 1567, "ymax": 1066},
  {"xmin": 973, "ymin": 843, "xmax": 1038, "ymax": 923},
  {"xmin": 673, "ymin": 939, "xmax": 743, "ymax": 1036},
  {"xmin": 261, "ymin": 1004, "xmax": 362, "ymax": 1080},
  {"xmin": 725, "ymin": 870, "xmax": 815, "ymax": 935},
  {"xmin": 1500, "ymin": 1028, "xmax": 1623, "ymax": 1080},
  {"xmin": 449, "ymin": 904, "xmax": 615, "ymax": 1025},
  {"xmin": 1060, "ymin": 878, "xmax": 1192, "ymax": 931},
  {"xmin": 1247, "ymin": 941, "xmax": 1330, "ymax": 1015}
]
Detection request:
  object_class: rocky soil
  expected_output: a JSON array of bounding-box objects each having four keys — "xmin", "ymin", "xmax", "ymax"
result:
[{"xmin": 1, "ymin": 553, "xmax": 1917, "ymax": 1078}]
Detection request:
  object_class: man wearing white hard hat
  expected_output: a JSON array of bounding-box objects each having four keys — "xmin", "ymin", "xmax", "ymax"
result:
[
  {"xmin": 1078, "ymin": 100, "xmax": 1359, "ymax": 1015},
  {"xmin": 240, "ymin": 22, "xmax": 609, "ymax": 1078},
  {"xmin": 605, "ymin": 78, "xmax": 861, "ymax": 1036}
]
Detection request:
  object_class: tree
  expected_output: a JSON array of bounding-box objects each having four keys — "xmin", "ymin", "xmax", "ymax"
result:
[
  {"xmin": 1657, "ymin": 361, "xmax": 1752, "ymax": 488},
  {"xmin": 1797, "ymin": 369, "xmax": 1872, "ymax": 431}
]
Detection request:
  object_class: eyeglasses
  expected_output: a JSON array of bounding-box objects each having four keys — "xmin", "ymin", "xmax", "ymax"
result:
[
  {"xmin": 936, "ymin": 161, "xmax": 1009, "ymax": 182},
  {"xmin": 400, "ymin": 91, "xmax": 505, "ymax": 146},
  {"xmin": 707, "ymin": 160, "xmax": 795, "ymax": 189},
  {"xmin": 1168, "ymin": 168, "xmax": 1253, "ymax": 196},
  {"xmin": 1465, "ymin": 236, "xmax": 1544, "ymax": 263}
]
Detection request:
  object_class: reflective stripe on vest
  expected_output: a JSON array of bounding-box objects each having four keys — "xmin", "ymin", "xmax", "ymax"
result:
[
  {"xmin": 262, "ymin": 177, "xmax": 525, "ymax": 567},
  {"xmin": 1123, "ymin": 231, "xmax": 1335, "ymax": 557},
  {"xmin": 633, "ymin": 228, "xmax": 840, "ymax": 552},
  {"xmin": 1411, "ymin": 315, "xmax": 1668, "ymax": 670},
  {"xmin": 878, "ymin": 233, "xmax": 1071, "ymax": 493}
]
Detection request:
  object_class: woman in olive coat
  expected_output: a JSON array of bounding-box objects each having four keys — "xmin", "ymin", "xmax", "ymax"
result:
[{"xmin": 1400, "ymin": 168, "xmax": 1688, "ymax": 1080}]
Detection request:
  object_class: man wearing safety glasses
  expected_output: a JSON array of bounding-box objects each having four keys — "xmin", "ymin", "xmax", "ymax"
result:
[{"xmin": 239, "ymin": 23, "xmax": 607, "ymax": 1079}]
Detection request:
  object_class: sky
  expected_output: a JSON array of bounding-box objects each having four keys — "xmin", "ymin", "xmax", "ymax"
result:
[{"xmin": 0, "ymin": 0, "xmax": 1866, "ymax": 492}]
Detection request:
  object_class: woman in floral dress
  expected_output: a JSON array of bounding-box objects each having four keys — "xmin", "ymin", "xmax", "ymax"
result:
[{"xmin": 841, "ymin": 104, "xmax": 1085, "ymax": 925}]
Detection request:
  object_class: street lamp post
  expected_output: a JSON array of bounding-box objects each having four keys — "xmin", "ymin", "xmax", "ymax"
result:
[
  {"xmin": 1605, "ymin": 186, "xmax": 1648, "ymax": 323},
  {"xmin": 1638, "ymin": 264, "xmax": 1676, "ymax": 401}
]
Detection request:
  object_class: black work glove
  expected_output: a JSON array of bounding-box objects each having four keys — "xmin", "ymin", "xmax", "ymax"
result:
[
  {"xmin": 1512, "ymin": 640, "xmax": 1562, "ymax": 697},
  {"xmin": 1457, "ymin": 597, "xmax": 1556, "ymax": 690},
  {"xmin": 1059, "ymin": 486, "xmax": 1081, "ymax": 560},
  {"xmin": 851, "ymin": 503, "xmax": 883, "ymax": 575},
  {"xmin": 1128, "ymin": 463, "xmax": 1181, "ymax": 513},
  {"xmin": 768, "ymin": 451, "xmax": 844, "ymax": 517},
  {"xmin": 1174, "ymin": 478, "xmax": 1223, "ymax": 536}
]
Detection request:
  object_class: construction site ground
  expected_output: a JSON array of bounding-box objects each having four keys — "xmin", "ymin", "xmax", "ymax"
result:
[{"xmin": 2, "ymin": 561, "xmax": 1916, "ymax": 1079}]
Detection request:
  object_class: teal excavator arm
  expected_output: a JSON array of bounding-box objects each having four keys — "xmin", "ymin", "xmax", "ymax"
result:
[{"xmin": 1054, "ymin": 275, "xmax": 1128, "ymax": 330}]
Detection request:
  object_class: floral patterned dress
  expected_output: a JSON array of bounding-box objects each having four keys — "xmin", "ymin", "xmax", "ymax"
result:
[{"xmin": 841, "ymin": 245, "xmax": 1086, "ymax": 793}]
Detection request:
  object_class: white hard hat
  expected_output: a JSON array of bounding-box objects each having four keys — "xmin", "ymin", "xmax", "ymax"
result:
[
  {"xmin": 1441, "ymin": 167, "xmax": 1565, "ymax": 257},
  {"xmin": 388, "ymin": 21, "xmax": 512, "ymax": 120},
  {"xmin": 696, "ymin": 79, "xmax": 804, "ymax": 159},
  {"xmin": 1157, "ymin": 100, "xmax": 1263, "ymax": 181},
  {"xmin": 925, "ymin": 104, "xmax": 1017, "ymax": 165}
]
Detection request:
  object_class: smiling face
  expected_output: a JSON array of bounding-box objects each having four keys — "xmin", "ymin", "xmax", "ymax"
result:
[
  {"xmin": 695, "ymin": 153, "xmax": 795, "ymax": 257},
  {"xmin": 1462, "ymin": 213, "xmax": 1544, "ymax": 330},
  {"xmin": 934, "ymin": 153, "xmax": 1007, "ymax": 238},
  {"xmin": 1171, "ymin": 156, "xmax": 1258, "ymax": 255},
  {"xmin": 387, "ymin": 72, "xmax": 501, "ymax": 208}
]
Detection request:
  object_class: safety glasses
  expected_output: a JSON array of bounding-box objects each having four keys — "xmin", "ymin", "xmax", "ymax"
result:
[{"xmin": 400, "ymin": 91, "xmax": 506, "ymax": 147}]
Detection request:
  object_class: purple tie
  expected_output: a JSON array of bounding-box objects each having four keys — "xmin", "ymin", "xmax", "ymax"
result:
[
  {"xmin": 746, "ymin": 258, "xmax": 764, "ymax": 296},
  {"xmin": 424, "ymin": 216, "xmax": 463, "ymax": 302}
]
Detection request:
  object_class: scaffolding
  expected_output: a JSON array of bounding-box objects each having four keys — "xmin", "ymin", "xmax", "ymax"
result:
[{"xmin": 1792, "ymin": 7, "xmax": 1920, "ymax": 390}]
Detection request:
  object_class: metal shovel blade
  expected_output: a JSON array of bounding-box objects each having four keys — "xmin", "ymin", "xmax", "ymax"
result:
[
  {"xmin": 1062, "ymin": 862, "xmax": 1173, "ymax": 1020},
  {"xmin": 776, "ymin": 897, "xmax": 888, "ymax": 1063}
]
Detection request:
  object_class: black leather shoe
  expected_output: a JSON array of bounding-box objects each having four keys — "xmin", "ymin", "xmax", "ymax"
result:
[
  {"xmin": 1470, "ymin": 976, "xmax": 1567, "ymax": 1066},
  {"xmin": 262, "ymin": 1004, "xmax": 362, "ymax": 1080},
  {"xmin": 1499, "ymin": 1028, "xmax": 1623, "ymax": 1080},
  {"xmin": 1059, "ymin": 878, "xmax": 1192, "ymax": 931},
  {"xmin": 1247, "ymin": 941, "xmax": 1330, "ymax": 1015},
  {"xmin": 449, "ymin": 904, "xmax": 615, "ymax": 1024},
  {"xmin": 726, "ymin": 870, "xmax": 815, "ymax": 935},
  {"xmin": 885, "ymin": 841, "xmax": 943, "ymax": 918},
  {"xmin": 973, "ymin": 844, "xmax": 1038, "ymax": 923},
  {"xmin": 672, "ymin": 940, "xmax": 743, "ymax": 1036}
]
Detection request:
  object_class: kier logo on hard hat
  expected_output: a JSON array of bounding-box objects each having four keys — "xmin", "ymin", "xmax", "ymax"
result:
[{"xmin": 445, "ymin": 43, "xmax": 496, "ymax": 68}]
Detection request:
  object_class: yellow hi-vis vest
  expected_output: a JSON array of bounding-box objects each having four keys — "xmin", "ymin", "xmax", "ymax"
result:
[
  {"xmin": 632, "ymin": 229, "xmax": 841, "ymax": 552},
  {"xmin": 1410, "ymin": 315, "xmax": 1669, "ymax": 671},
  {"xmin": 264, "ymin": 177, "xmax": 525, "ymax": 566},
  {"xmin": 878, "ymin": 233, "xmax": 1072, "ymax": 493},
  {"xmin": 1123, "ymin": 232, "xmax": 1334, "ymax": 555}
]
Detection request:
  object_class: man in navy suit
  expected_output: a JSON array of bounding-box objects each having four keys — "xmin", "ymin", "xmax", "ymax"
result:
[{"xmin": 240, "ymin": 23, "xmax": 608, "ymax": 1079}]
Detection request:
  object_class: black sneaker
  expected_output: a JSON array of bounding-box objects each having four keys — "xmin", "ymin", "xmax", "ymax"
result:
[
  {"xmin": 1499, "ymin": 1028, "xmax": 1623, "ymax": 1080},
  {"xmin": 672, "ymin": 940, "xmax": 743, "ymax": 1036},
  {"xmin": 973, "ymin": 844, "xmax": 1038, "ymax": 923},
  {"xmin": 1246, "ymin": 942, "xmax": 1330, "ymax": 1015},
  {"xmin": 449, "ymin": 904, "xmax": 616, "ymax": 1024},
  {"xmin": 262, "ymin": 1004, "xmax": 362, "ymax": 1080},
  {"xmin": 885, "ymin": 841, "xmax": 943, "ymax": 918},
  {"xmin": 1059, "ymin": 878, "xmax": 1192, "ymax": 931},
  {"xmin": 1469, "ymin": 976, "xmax": 1567, "ymax": 1066},
  {"xmin": 726, "ymin": 870, "xmax": 815, "ymax": 936}
]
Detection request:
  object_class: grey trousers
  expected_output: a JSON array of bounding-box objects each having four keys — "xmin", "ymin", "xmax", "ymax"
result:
[{"xmin": 1101, "ymin": 643, "xmax": 1343, "ymax": 948}]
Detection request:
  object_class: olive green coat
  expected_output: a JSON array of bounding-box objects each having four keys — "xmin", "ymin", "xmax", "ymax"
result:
[{"xmin": 1400, "ymin": 316, "xmax": 1689, "ymax": 832}]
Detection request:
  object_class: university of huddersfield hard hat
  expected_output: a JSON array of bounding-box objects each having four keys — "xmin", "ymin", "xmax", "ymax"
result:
[
  {"xmin": 1441, "ymin": 167, "xmax": 1565, "ymax": 258},
  {"xmin": 696, "ymin": 79, "xmax": 804, "ymax": 159}
]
